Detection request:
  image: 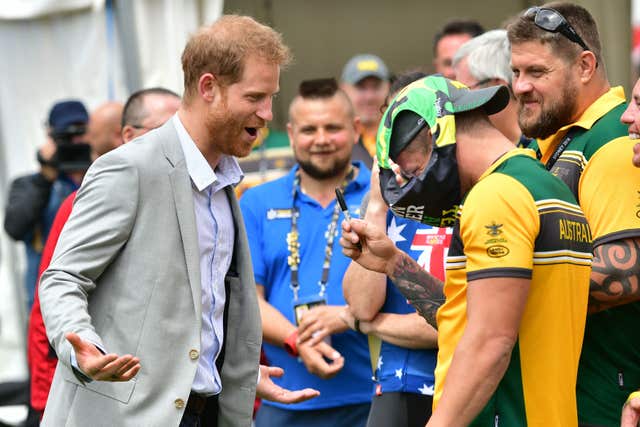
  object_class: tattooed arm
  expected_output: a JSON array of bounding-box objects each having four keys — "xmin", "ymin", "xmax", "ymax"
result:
[
  {"xmin": 588, "ymin": 237, "xmax": 640, "ymax": 313},
  {"xmin": 388, "ymin": 252, "xmax": 445, "ymax": 329},
  {"xmin": 340, "ymin": 217, "xmax": 444, "ymax": 329}
]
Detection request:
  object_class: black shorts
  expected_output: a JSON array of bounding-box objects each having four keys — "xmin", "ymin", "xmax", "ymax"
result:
[{"xmin": 366, "ymin": 392, "xmax": 433, "ymax": 427}]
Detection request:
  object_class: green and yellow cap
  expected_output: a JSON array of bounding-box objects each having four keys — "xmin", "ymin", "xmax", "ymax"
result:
[{"xmin": 376, "ymin": 75, "xmax": 510, "ymax": 168}]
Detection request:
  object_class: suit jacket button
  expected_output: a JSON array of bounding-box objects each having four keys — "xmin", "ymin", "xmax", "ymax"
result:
[
  {"xmin": 189, "ymin": 349, "xmax": 199, "ymax": 360},
  {"xmin": 175, "ymin": 398, "xmax": 185, "ymax": 409}
]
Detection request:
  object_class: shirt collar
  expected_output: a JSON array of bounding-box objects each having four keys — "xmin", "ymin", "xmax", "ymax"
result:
[
  {"xmin": 537, "ymin": 86, "xmax": 626, "ymax": 156},
  {"xmin": 569, "ymin": 86, "xmax": 626, "ymax": 131},
  {"xmin": 172, "ymin": 114, "xmax": 243, "ymax": 192},
  {"xmin": 478, "ymin": 148, "xmax": 536, "ymax": 181}
]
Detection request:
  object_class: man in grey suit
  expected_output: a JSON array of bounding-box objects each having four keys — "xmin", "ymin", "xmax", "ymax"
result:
[{"xmin": 39, "ymin": 15, "xmax": 318, "ymax": 427}]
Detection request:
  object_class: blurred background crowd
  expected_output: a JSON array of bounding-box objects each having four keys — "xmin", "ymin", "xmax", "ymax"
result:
[{"xmin": 0, "ymin": 0, "xmax": 638, "ymax": 426}]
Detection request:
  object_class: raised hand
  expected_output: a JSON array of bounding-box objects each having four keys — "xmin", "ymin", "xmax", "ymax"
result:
[
  {"xmin": 340, "ymin": 218, "xmax": 400, "ymax": 276},
  {"xmin": 66, "ymin": 332, "xmax": 140, "ymax": 382}
]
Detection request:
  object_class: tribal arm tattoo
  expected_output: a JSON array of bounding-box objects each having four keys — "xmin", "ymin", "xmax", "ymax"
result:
[
  {"xmin": 588, "ymin": 237, "xmax": 640, "ymax": 314},
  {"xmin": 389, "ymin": 251, "xmax": 445, "ymax": 329}
]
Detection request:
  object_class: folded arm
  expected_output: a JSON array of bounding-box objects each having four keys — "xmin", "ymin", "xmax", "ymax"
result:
[{"xmin": 342, "ymin": 309, "xmax": 437, "ymax": 349}]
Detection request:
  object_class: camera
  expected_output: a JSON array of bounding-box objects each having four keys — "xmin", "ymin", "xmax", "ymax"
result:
[{"xmin": 46, "ymin": 124, "xmax": 92, "ymax": 172}]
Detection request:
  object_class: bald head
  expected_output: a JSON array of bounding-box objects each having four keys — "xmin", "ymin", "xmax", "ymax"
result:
[
  {"xmin": 122, "ymin": 88, "xmax": 181, "ymax": 142},
  {"xmin": 87, "ymin": 101, "xmax": 124, "ymax": 158}
]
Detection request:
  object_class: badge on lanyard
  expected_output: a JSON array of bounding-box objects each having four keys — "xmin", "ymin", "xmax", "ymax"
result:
[
  {"xmin": 292, "ymin": 294, "xmax": 331, "ymax": 347},
  {"xmin": 292, "ymin": 294, "xmax": 327, "ymax": 326}
]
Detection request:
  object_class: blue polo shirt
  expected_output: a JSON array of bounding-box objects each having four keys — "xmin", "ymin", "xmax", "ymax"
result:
[{"xmin": 240, "ymin": 162, "xmax": 372, "ymax": 410}]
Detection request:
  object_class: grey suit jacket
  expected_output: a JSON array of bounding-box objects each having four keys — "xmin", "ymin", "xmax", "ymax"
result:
[{"xmin": 39, "ymin": 121, "xmax": 262, "ymax": 427}]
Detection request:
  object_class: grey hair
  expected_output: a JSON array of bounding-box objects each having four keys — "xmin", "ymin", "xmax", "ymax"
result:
[{"xmin": 452, "ymin": 29, "xmax": 512, "ymax": 85}]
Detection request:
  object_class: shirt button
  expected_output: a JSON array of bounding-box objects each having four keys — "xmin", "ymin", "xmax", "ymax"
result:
[
  {"xmin": 189, "ymin": 349, "xmax": 199, "ymax": 360},
  {"xmin": 174, "ymin": 398, "xmax": 185, "ymax": 409}
]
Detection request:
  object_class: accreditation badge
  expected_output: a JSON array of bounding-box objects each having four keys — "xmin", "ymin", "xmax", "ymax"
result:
[{"xmin": 292, "ymin": 294, "xmax": 327, "ymax": 326}]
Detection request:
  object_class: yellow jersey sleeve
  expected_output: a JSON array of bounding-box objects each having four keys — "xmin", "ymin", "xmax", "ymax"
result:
[
  {"xmin": 461, "ymin": 173, "xmax": 540, "ymax": 281},
  {"xmin": 579, "ymin": 137, "xmax": 640, "ymax": 246}
]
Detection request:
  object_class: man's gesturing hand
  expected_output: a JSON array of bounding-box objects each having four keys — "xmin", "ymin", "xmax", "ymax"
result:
[
  {"xmin": 340, "ymin": 218, "xmax": 400, "ymax": 277},
  {"xmin": 66, "ymin": 332, "xmax": 141, "ymax": 381},
  {"xmin": 257, "ymin": 365, "xmax": 320, "ymax": 404}
]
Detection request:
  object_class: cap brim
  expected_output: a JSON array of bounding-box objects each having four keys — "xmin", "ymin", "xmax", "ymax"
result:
[
  {"xmin": 451, "ymin": 85, "xmax": 510, "ymax": 116},
  {"xmin": 350, "ymin": 72, "xmax": 386, "ymax": 84}
]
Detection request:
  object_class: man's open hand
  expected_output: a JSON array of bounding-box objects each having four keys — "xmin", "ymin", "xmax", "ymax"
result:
[
  {"xmin": 256, "ymin": 365, "xmax": 320, "ymax": 403},
  {"xmin": 66, "ymin": 332, "xmax": 140, "ymax": 381}
]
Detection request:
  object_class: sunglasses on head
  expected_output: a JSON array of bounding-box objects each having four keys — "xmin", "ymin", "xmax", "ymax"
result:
[{"xmin": 524, "ymin": 7, "xmax": 591, "ymax": 53}]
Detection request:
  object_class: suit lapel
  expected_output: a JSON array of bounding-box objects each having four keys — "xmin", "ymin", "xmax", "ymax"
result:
[{"xmin": 159, "ymin": 121, "xmax": 202, "ymax": 320}]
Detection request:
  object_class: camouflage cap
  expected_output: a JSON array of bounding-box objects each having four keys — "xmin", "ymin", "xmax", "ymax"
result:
[{"xmin": 377, "ymin": 75, "xmax": 510, "ymax": 167}]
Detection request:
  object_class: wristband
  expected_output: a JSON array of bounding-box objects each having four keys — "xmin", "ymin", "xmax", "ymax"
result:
[
  {"xmin": 627, "ymin": 391, "xmax": 640, "ymax": 405},
  {"xmin": 354, "ymin": 318, "xmax": 362, "ymax": 333},
  {"xmin": 283, "ymin": 331, "xmax": 298, "ymax": 357}
]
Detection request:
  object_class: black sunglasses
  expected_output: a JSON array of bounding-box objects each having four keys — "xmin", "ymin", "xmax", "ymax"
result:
[{"xmin": 524, "ymin": 7, "xmax": 591, "ymax": 52}]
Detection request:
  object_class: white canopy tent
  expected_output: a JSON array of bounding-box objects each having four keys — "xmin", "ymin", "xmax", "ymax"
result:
[{"xmin": 0, "ymin": 1, "xmax": 222, "ymax": 423}]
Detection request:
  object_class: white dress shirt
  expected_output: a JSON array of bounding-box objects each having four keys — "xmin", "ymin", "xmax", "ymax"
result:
[{"xmin": 173, "ymin": 115, "xmax": 243, "ymax": 395}]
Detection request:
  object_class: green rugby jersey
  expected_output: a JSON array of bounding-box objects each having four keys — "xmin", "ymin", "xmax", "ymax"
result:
[
  {"xmin": 435, "ymin": 150, "xmax": 591, "ymax": 426},
  {"xmin": 535, "ymin": 87, "xmax": 640, "ymax": 426}
]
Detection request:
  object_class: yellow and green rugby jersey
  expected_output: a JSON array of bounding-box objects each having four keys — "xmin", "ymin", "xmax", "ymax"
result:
[
  {"xmin": 532, "ymin": 87, "xmax": 640, "ymax": 426},
  {"xmin": 433, "ymin": 149, "xmax": 592, "ymax": 426}
]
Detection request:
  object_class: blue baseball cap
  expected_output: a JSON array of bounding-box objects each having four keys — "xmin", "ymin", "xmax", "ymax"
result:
[{"xmin": 48, "ymin": 100, "xmax": 89, "ymax": 133}]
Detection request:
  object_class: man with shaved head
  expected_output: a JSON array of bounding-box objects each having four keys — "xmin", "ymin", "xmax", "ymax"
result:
[
  {"xmin": 86, "ymin": 101, "xmax": 124, "ymax": 159},
  {"xmin": 241, "ymin": 78, "xmax": 372, "ymax": 427}
]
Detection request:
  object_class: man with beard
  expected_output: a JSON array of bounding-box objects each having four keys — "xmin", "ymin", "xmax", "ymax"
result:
[
  {"xmin": 340, "ymin": 75, "xmax": 592, "ymax": 426},
  {"xmin": 38, "ymin": 16, "xmax": 318, "ymax": 427},
  {"xmin": 240, "ymin": 78, "xmax": 372, "ymax": 427},
  {"xmin": 508, "ymin": 3, "xmax": 640, "ymax": 425}
]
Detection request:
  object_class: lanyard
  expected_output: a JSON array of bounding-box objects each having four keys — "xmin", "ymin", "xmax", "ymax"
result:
[
  {"xmin": 536, "ymin": 128, "xmax": 580, "ymax": 170},
  {"xmin": 287, "ymin": 168, "xmax": 355, "ymax": 301}
]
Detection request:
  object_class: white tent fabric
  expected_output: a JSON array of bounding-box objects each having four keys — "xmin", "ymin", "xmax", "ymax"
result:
[
  {"xmin": 0, "ymin": 0, "xmax": 103, "ymax": 21},
  {"xmin": 0, "ymin": 1, "xmax": 222, "ymax": 421}
]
